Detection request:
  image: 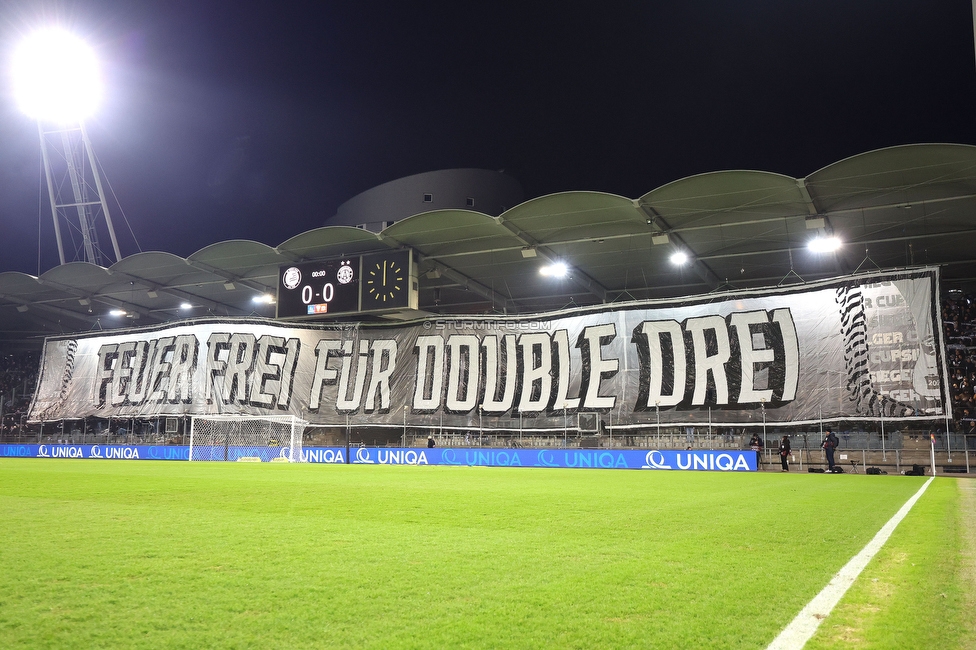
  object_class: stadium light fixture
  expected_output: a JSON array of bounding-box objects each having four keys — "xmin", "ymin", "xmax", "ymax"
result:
[
  {"xmin": 12, "ymin": 28, "xmax": 102, "ymax": 123},
  {"xmin": 669, "ymin": 251, "xmax": 689, "ymax": 266},
  {"xmin": 180, "ymin": 302, "xmax": 192, "ymax": 310},
  {"xmin": 252, "ymin": 294, "xmax": 275, "ymax": 304},
  {"xmin": 808, "ymin": 236, "xmax": 841, "ymax": 253},
  {"xmin": 12, "ymin": 27, "xmax": 123, "ymax": 268},
  {"xmin": 109, "ymin": 309, "xmax": 126, "ymax": 317},
  {"xmin": 540, "ymin": 262, "xmax": 568, "ymax": 278}
]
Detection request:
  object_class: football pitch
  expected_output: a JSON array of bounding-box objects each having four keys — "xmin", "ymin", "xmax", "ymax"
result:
[{"xmin": 0, "ymin": 460, "xmax": 973, "ymax": 649}]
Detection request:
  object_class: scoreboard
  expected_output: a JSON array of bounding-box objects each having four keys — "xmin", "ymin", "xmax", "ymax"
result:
[{"xmin": 276, "ymin": 250, "xmax": 416, "ymax": 319}]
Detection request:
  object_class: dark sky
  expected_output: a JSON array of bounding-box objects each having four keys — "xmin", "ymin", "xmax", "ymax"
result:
[{"xmin": 1, "ymin": 1, "xmax": 974, "ymax": 275}]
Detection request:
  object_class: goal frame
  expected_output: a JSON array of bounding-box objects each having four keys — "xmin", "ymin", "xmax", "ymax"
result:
[{"xmin": 187, "ymin": 414, "xmax": 306, "ymax": 462}]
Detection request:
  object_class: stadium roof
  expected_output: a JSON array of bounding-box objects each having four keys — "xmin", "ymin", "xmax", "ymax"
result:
[{"xmin": 3, "ymin": 143, "xmax": 976, "ymax": 342}]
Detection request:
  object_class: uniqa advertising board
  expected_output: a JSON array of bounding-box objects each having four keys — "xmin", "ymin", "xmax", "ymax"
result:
[{"xmin": 0, "ymin": 445, "xmax": 757, "ymax": 471}]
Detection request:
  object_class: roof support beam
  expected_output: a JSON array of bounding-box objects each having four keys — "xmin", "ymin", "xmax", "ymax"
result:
[
  {"xmin": 36, "ymin": 278, "xmax": 161, "ymax": 323},
  {"xmin": 109, "ymin": 269, "xmax": 250, "ymax": 316},
  {"xmin": 795, "ymin": 178, "xmax": 820, "ymax": 215},
  {"xmin": 376, "ymin": 231, "xmax": 517, "ymax": 312},
  {"xmin": 420, "ymin": 257, "xmax": 517, "ymax": 313},
  {"xmin": 496, "ymin": 217, "xmax": 609, "ymax": 302},
  {"xmin": 636, "ymin": 202, "xmax": 722, "ymax": 290},
  {"xmin": 655, "ymin": 192, "xmax": 976, "ymax": 238},
  {"xmin": 183, "ymin": 259, "xmax": 275, "ymax": 295},
  {"xmin": 0, "ymin": 293, "xmax": 97, "ymax": 330}
]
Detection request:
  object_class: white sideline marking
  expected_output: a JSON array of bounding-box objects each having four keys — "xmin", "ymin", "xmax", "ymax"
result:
[{"xmin": 767, "ymin": 477, "xmax": 935, "ymax": 650}]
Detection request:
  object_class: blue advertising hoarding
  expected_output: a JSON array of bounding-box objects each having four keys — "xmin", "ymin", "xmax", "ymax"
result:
[{"xmin": 1, "ymin": 444, "xmax": 757, "ymax": 471}]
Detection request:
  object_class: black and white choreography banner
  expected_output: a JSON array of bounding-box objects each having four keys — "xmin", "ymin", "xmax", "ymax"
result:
[{"xmin": 28, "ymin": 268, "xmax": 948, "ymax": 427}]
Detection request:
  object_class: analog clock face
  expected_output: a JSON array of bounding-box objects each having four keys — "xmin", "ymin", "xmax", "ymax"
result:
[{"xmin": 365, "ymin": 258, "xmax": 405, "ymax": 303}]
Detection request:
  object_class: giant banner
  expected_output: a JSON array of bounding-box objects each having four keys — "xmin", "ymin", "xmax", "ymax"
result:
[{"xmin": 28, "ymin": 268, "xmax": 949, "ymax": 427}]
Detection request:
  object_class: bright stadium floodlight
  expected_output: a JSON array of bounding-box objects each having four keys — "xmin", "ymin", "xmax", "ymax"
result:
[
  {"xmin": 808, "ymin": 236, "xmax": 841, "ymax": 253},
  {"xmin": 12, "ymin": 28, "xmax": 102, "ymax": 123},
  {"xmin": 540, "ymin": 262, "xmax": 569, "ymax": 278},
  {"xmin": 11, "ymin": 27, "xmax": 122, "ymax": 268},
  {"xmin": 252, "ymin": 294, "xmax": 275, "ymax": 304},
  {"xmin": 108, "ymin": 309, "xmax": 126, "ymax": 317},
  {"xmin": 670, "ymin": 250, "xmax": 689, "ymax": 266}
]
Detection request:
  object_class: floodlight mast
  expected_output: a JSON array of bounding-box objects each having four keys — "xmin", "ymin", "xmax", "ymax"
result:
[
  {"xmin": 36, "ymin": 120, "xmax": 122, "ymax": 266},
  {"xmin": 15, "ymin": 28, "xmax": 122, "ymax": 267}
]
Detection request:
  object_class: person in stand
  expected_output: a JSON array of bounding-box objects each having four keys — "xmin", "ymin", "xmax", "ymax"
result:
[
  {"xmin": 749, "ymin": 433, "xmax": 764, "ymax": 470},
  {"xmin": 778, "ymin": 435, "xmax": 791, "ymax": 472},
  {"xmin": 427, "ymin": 435, "xmax": 435, "ymax": 448},
  {"xmin": 822, "ymin": 428, "xmax": 839, "ymax": 471}
]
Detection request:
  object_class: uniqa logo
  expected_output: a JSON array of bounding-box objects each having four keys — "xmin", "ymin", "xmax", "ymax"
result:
[
  {"xmin": 463, "ymin": 450, "xmax": 522, "ymax": 467},
  {"xmin": 440, "ymin": 449, "xmax": 461, "ymax": 465},
  {"xmin": 537, "ymin": 451, "xmax": 559, "ymax": 467},
  {"xmin": 563, "ymin": 451, "xmax": 628, "ymax": 468},
  {"xmin": 104, "ymin": 446, "xmax": 140, "ymax": 460},
  {"xmin": 642, "ymin": 450, "xmax": 672, "ymax": 469},
  {"xmin": 147, "ymin": 446, "xmax": 191, "ymax": 460},
  {"xmin": 51, "ymin": 445, "xmax": 84, "ymax": 458},
  {"xmin": 301, "ymin": 448, "xmax": 345, "ymax": 463},
  {"xmin": 642, "ymin": 450, "xmax": 751, "ymax": 471},
  {"xmin": 376, "ymin": 449, "xmax": 428, "ymax": 465},
  {"xmin": 38, "ymin": 444, "xmax": 50, "ymax": 457},
  {"xmin": 354, "ymin": 448, "xmax": 375, "ymax": 464},
  {"xmin": 0, "ymin": 445, "xmax": 31, "ymax": 457},
  {"xmin": 674, "ymin": 452, "xmax": 750, "ymax": 471}
]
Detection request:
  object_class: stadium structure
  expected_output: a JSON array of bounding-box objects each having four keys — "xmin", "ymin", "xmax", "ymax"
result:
[
  {"xmin": 2, "ymin": 143, "xmax": 976, "ymax": 473},
  {"xmin": 1, "ymin": 143, "xmax": 975, "ymax": 339}
]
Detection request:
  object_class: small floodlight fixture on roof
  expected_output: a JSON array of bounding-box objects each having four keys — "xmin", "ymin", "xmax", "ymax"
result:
[
  {"xmin": 109, "ymin": 309, "xmax": 126, "ymax": 317},
  {"xmin": 12, "ymin": 28, "xmax": 102, "ymax": 123},
  {"xmin": 180, "ymin": 302, "xmax": 192, "ymax": 310},
  {"xmin": 808, "ymin": 236, "xmax": 842, "ymax": 253},
  {"xmin": 252, "ymin": 294, "xmax": 275, "ymax": 304},
  {"xmin": 670, "ymin": 250, "xmax": 689, "ymax": 266},
  {"xmin": 539, "ymin": 262, "xmax": 569, "ymax": 278}
]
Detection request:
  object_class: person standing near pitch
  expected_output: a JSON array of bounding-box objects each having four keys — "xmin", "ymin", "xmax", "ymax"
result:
[
  {"xmin": 749, "ymin": 432, "xmax": 764, "ymax": 470},
  {"xmin": 822, "ymin": 428, "xmax": 839, "ymax": 471},
  {"xmin": 778, "ymin": 435, "xmax": 791, "ymax": 471}
]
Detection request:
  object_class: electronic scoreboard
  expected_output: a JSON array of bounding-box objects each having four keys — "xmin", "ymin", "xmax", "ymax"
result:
[{"xmin": 276, "ymin": 250, "xmax": 416, "ymax": 319}]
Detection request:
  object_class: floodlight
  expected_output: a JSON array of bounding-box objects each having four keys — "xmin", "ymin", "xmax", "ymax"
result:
[
  {"xmin": 12, "ymin": 28, "xmax": 102, "ymax": 123},
  {"xmin": 808, "ymin": 236, "xmax": 841, "ymax": 253},
  {"xmin": 670, "ymin": 251, "xmax": 689, "ymax": 266},
  {"xmin": 180, "ymin": 302, "xmax": 192, "ymax": 310},
  {"xmin": 540, "ymin": 262, "xmax": 568, "ymax": 278},
  {"xmin": 252, "ymin": 294, "xmax": 275, "ymax": 304},
  {"xmin": 109, "ymin": 309, "xmax": 126, "ymax": 317}
]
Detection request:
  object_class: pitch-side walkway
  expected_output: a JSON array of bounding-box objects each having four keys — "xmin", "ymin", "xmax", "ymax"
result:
[{"xmin": 766, "ymin": 477, "xmax": 935, "ymax": 650}]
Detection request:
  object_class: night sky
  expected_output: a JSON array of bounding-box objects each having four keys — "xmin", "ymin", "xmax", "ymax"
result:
[{"xmin": 1, "ymin": 1, "xmax": 974, "ymax": 275}]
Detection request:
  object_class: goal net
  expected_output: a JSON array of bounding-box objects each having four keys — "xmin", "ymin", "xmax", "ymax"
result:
[{"xmin": 188, "ymin": 415, "xmax": 306, "ymax": 462}]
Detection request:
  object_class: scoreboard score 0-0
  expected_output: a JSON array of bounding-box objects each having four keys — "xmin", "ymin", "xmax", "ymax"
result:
[
  {"xmin": 276, "ymin": 250, "xmax": 416, "ymax": 319},
  {"xmin": 276, "ymin": 258, "xmax": 360, "ymax": 318}
]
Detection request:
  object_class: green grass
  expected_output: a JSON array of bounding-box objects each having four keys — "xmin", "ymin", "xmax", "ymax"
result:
[
  {"xmin": 0, "ymin": 460, "xmax": 966, "ymax": 648},
  {"xmin": 807, "ymin": 478, "xmax": 975, "ymax": 649}
]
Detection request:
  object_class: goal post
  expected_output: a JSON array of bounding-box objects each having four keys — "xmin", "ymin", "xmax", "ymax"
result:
[{"xmin": 188, "ymin": 415, "xmax": 306, "ymax": 462}]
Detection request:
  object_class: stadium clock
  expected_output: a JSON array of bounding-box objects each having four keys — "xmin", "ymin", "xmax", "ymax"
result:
[
  {"xmin": 276, "ymin": 258, "xmax": 360, "ymax": 318},
  {"xmin": 363, "ymin": 251, "xmax": 410, "ymax": 307}
]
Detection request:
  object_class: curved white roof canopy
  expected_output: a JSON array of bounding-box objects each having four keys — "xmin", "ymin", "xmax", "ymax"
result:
[{"xmin": 3, "ymin": 143, "xmax": 976, "ymax": 338}]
